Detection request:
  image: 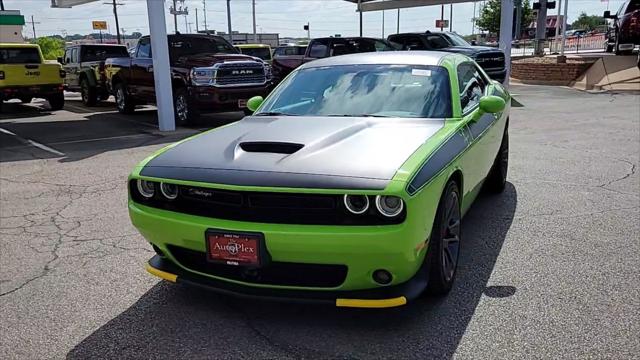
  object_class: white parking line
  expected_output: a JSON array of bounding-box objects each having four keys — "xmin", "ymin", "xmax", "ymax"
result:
[{"xmin": 0, "ymin": 127, "xmax": 65, "ymax": 157}]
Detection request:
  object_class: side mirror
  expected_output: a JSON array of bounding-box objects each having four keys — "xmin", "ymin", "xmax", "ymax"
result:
[
  {"xmin": 246, "ymin": 96, "xmax": 264, "ymax": 113},
  {"xmin": 57, "ymin": 57, "xmax": 64, "ymax": 64},
  {"xmin": 603, "ymin": 10, "xmax": 611, "ymax": 19},
  {"xmin": 479, "ymin": 95, "xmax": 506, "ymax": 114},
  {"xmin": 470, "ymin": 40, "xmax": 477, "ymax": 46}
]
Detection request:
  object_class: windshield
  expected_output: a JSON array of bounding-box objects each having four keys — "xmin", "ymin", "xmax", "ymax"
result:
[
  {"xmin": 239, "ymin": 47, "xmax": 271, "ymax": 61},
  {"xmin": 169, "ymin": 37, "xmax": 236, "ymax": 60},
  {"xmin": 443, "ymin": 33, "xmax": 471, "ymax": 47},
  {"xmin": 257, "ymin": 64, "xmax": 452, "ymax": 118},
  {"xmin": 0, "ymin": 48, "xmax": 40, "ymax": 64},
  {"xmin": 274, "ymin": 46, "xmax": 307, "ymax": 56},
  {"xmin": 81, "ymin": 45, "xmax": 129, "ymax": 61}
]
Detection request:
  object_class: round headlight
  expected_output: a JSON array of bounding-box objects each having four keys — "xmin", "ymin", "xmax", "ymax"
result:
[
  {"xmin": 344, "ymin": 194, "xmax": 369, "ymax": 215},
  {"xmin": 137, "ymin": 179, "xmax": 155, "ymax": 198},
  {"xmin": 160, "ymin": 182, "xmax": 178, "ymax": 200},
  {"xmin": 375, "ymin": 195, "xmax": 404, "ymax": 217}
]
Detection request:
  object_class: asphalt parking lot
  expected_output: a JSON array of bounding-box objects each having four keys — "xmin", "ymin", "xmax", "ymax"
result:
[{"xmin": 0, "ymin": 86, "xmax": 638, "ymax": 359}]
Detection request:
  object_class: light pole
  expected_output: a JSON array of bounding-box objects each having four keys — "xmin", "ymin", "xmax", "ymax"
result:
[
  {"xmin": 226, "ymin": 0, "xmax": 232, "ymax": 41},
  {"xmin": 252, "ymin": 0, "xmax": 257, "ymax": 43}
]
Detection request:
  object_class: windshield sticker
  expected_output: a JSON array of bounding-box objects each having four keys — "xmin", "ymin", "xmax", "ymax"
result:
[{"xmin": 412, "ymin": 69, "xmax": 432, "ymax": 77}]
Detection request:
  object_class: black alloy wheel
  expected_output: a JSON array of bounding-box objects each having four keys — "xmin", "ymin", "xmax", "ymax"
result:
[
  {"xmin": 80, "ymin": 78, "xmax": 97, "ymax": 106},
  {"xmin": 426, "ymin": 180, "xmax": 461, "ymax": 295}
]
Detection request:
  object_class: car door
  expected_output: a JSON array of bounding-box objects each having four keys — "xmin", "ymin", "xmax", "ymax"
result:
[
  {"xmin": 457, "ymin": 61, "xmax": 501, "ymax": 192},
  {"xmin": 64, "ymin": 47, "xmax": 80, "ymax": 90},
  {"xmin": 131, "ymin": 38, "xmax": 155, "ymax": 101}
]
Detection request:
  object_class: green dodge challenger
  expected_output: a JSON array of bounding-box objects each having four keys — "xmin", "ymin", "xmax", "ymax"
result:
[{"xmin": 129, "ymin": 51, "xmax": 510, "ymax": 308}]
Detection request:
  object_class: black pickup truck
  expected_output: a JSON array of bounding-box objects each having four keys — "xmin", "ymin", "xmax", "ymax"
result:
[
  {"xmin": 388, "ymin": 31, "xmax": 507, "ymax": 82},
  {"xmin": 105, "ymin": 34, "xmax": 272, "ymax": 124},
  {"xmin": 61, "ymin": 44, "xmax": 129, "ymax": 106}
]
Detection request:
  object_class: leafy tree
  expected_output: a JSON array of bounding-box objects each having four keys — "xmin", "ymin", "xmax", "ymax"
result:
[
  {"xmin": 571, "ymin": 12, "xmax": 605, "ymax": 31},
  {"xmin": 32, "ymin": 37, "xmax": 65, "ymax": 60},
  {"xmin": 476, "ymin": 0, "xmax": 534, "ymax": 36}
]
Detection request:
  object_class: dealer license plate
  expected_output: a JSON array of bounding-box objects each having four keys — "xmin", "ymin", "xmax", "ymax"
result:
[{"xmin": 206, "ymin": 230, "xmax": 262, "ymax": 267}]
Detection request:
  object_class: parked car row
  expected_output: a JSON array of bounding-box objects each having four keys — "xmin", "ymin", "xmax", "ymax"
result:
[{"xmin": 272, "ymin": 31, "xmax": 507, "ymax": 84}]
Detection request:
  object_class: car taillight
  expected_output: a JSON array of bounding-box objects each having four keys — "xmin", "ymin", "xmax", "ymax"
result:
[
  {"xmin": 59, "ymin": 69, "xmax": 66, "ymax": 78},
  {"xmin": 0, "ymin": 70, "xmax": 4, "ymax": 80}
]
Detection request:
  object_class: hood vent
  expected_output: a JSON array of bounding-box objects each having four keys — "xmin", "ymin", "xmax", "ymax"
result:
[{"xmin": 239, "ymin": 141, "xmax": 304, "ymax": 154}]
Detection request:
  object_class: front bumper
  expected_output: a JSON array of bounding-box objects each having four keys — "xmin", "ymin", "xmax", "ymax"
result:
[
  {"xmin": 189, "ymin": 83, "xmax": 272, "ymax": 113},
  {"xmin": 146, "ymin": 254, "xmax": 429, "ymax": 308}
]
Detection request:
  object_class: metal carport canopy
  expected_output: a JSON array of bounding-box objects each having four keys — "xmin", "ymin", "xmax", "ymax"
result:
[
  {"xmin": 345, "ymin": 0, "xmax": 514, "ymax": 85},
  {"xmin": 51, "ymin": 0, "xmax": 175, "ymax": 132}
]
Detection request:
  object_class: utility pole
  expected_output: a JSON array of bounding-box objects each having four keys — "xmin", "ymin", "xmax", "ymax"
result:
[
  {"xmin": 553, "ymin": 0, "xmax": 562, "ymax": 51},
  {"xmin": 184, "ymin": 12, "xmax": 188, "ymax": 33},
  {"xmin": 252, "ymin": 0, "xmax": 257, "ymax": 43},
  {"xmin": 559, "ymin": 0, "xmax": 568, "ymax": 59},
  {"xmin": 534, "ymin": 0, "xmax": 548, "ymax": 56},
  {"xmin": 515, "ymin": 3, "xmax": 521, "ymax": 38},
  {"xmin": 0, "ymin": 0, "xmax": 5, "ymax": 11},
  {"xmin": 195, "ymin": 8, "xmax": 199, "ymax": 32},
  {"xmin": 226, "ymin": 0, "xmax": 232, "ymax": 42},
  {"xmin": 472, "ymin": 1, "xmax": 476, "ymax": 35},
  {"xmin": 358, "ymin": 0, "xmax": 362, "ymax": 37},
  {"xmin": 203, "ymin": 0, "xmax": 207, "ymax": 31},
  {"xmin": 440, "ymin": 5, "xmax": 444, "ymax": 31},
  {"xmin": 26, "ymin": 15, "xmax": 40, "ymax": 39},
  {"xmin": 449, "ymin": 2, "xmax": 453, "ymax": 31},
  {"xmin": 397, "ymin": 8, "xmax": 400, "ymax": 34},
  {"xmin": 382, "ymin": 10, "xmax": 385, "ymax": 37},
  {"xmin": 112, "ymin": 0, "xmax": 121, "ymax": 44},
  {"xmin": 173, "ymin": 0, "xmax": 178, "ymax": 33},
  {"xmin": 306, "ymin": 22, "xmax": 310, "ymax": 40}
]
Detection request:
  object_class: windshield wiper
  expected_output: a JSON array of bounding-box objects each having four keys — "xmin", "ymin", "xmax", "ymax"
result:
[{"xmin": 253, "ymin": 112, "xmax": 297, "ymax": 116}]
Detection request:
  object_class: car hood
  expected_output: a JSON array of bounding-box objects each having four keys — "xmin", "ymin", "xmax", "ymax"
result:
[
  {"xmin": 140, "ymin": 116, "xmax": 445, "ymax": 190},
  {"xmin": 177, "ymin": 53, "xmax": 263, "ymax": 68},
  {"xmin": 441, "ymin": 46, "xmax": 503, "ymax": 56}
]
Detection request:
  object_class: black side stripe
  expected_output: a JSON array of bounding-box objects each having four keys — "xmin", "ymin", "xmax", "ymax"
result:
[
  {"xmin": 407, "ymin": 131, "xmax": 468, "ymax": 195},
  {"xmin": 468, "ymin": 112, "xmax": 496, "ymax": 138}
]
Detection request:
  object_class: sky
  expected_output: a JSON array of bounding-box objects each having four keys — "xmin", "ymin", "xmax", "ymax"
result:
[{"xmin": 4, "ymin": 0, "xmax": 624, "ymax": 39}]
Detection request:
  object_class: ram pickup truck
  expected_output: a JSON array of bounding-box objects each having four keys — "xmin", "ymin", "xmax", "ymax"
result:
[
  {"xmin": 61, "ymin": 44, "xmax": 129, "ymax": 106},
  {"xmin": 388, "ymin": 31, "xmax": 507, "ymax": 82},
  {"xmin": 0, "ymin": 43, "xmax": 65, "ymax": 112},
  {"xmin": 604, "ymin": 0, "xmax": 640, "ymax": 55},
  {"xmin": 105, "ymin": 34, "xmax": 272, "ymax": 124},
  {"xmin": 271, "ymin": 37, "xmax": 395, "ymax": 84}
]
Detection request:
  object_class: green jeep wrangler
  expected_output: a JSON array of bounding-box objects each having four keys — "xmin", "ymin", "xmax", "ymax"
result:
[{"xmin": 61, "ymin": 44, "xmax": 129, "ymax": 106}]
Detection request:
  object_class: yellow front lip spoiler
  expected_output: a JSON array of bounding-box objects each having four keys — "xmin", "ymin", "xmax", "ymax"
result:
[
  {"xmin": 145, "ymin": 263, "xmax": 407, "ymax": 308},
  {"xmin": 335, "ymin": 297, "xmax": 407, "ymax": 308},
  {"xmin": 145, "ymin": 263, "xmax": 177, "ymax": 283}
]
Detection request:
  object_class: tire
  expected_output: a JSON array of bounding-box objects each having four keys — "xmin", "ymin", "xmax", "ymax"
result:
[
  {"xmin": 485, "ymin": 127, "xmax": 509, "ymax": 193},
  {"xmin": 614, "ymin": 32, "xmax": 633, "ymax": 55},
  {"xmin": 605, "ymin": 42, "xmax": 614, "ymax": 53},
  {"xmin": 47, "ymin": 92, "xmax": 65, "ymax": 111},
  {"xmin": 19, "ymin": 96, "xmax": 33, "ymax": 104},
  {"xmin": 174, "ymin": 87, "xmax": 199, "ymax": 126},
  {"xmin": 114, "ymin": 83, "xmax": 135, "ymax": 114},
  {"xmin": 80, "ymin": 78, "xmax": 97, "ymax": 106},
  {"xmin": 426, "ymin": 180, "xmax": 462, "ymax": 296}
]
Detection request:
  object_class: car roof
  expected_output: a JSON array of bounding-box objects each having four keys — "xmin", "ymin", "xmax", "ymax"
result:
[
  {"xmin": 313, "ymin": 36, "xmax": 387, "ymax": 42},
  {"xmin": 300, "ymin": 51, "xmax": 454, "ymax": 69},
  {"xmin": 389, "ymin": 32, "xmax": 451, "ymax": 37},
  {"xmin": 66, "ymin": 44, "xmax": 127, "ymax": 47}
]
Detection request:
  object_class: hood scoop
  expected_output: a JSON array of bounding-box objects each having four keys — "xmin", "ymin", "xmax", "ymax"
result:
[{"xmin": 239, "ymin": 141, "xmax": 304, "ymax": 155}]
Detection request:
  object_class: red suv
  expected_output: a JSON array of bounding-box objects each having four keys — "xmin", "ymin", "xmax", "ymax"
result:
[{"xmin": 604, "ymin": 0, "xmax": 640, "ymax": 55}]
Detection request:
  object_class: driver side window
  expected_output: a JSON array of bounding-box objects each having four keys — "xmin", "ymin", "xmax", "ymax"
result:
[{"xmin": 457, "ymin": 62, "xmax": 486, "ymax": 114}]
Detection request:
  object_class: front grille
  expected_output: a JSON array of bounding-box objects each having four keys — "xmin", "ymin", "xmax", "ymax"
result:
[
  {"xmin": 475, "ymin": 52, "xmax": 505, "ymax": 70},
  {"xmin": 169, "ymin": 245, "xmax": 348, "ymax": 288},
  {"xmin": 215, "ymin": 62, "xmax": 266, "ymax": 86},
  {"xmin": 130, "ymin": 181, "xmax": 406, "ymax": 225}
]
